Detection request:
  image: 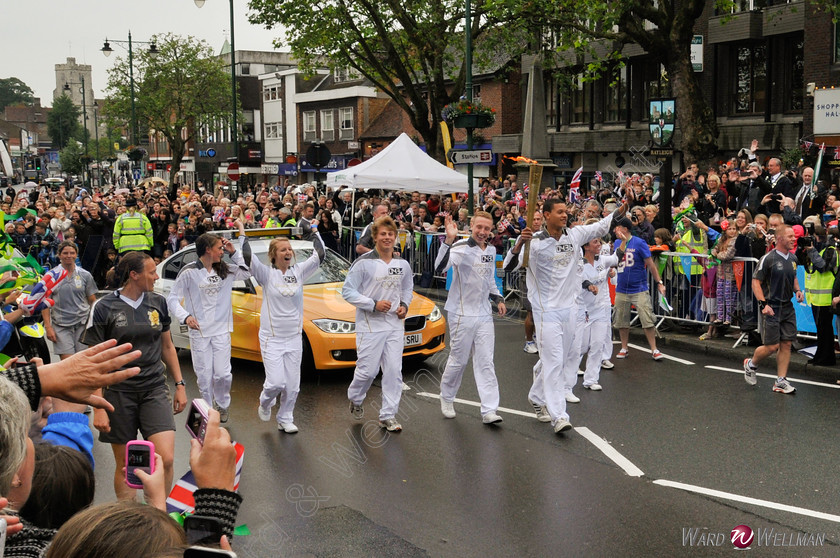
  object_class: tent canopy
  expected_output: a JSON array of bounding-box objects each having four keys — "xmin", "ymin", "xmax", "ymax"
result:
[{"xmin": 326, "ymin": 133, "xmax": 468, "ymax": 194}]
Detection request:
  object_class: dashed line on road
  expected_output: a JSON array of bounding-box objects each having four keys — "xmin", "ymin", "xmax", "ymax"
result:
[
  {"xmin": 574, "ymin": 427, "xmax": 644, "ymax": 477},
  {"xmin": 626, "ymin": 343, "xmax": 695, "ymax": 365},
  {"xmin": 415, "ymin": 392, "xmax": 645, "ymax": 477},
  {"xmin": 653, "ymin": 479, "xmax": 840, "ymax": 524},
  {"xmin": 415, "ymin": 392, "xmax": 535, "ymax": 419},
  {"xmin": 705, "ymin": 365, "xmax": 840, "ymax": 390}
]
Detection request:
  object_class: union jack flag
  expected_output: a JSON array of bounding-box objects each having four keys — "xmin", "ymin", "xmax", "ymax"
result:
[
  {"xmin": 595, "ymin": 171, "xmax": 603, "ymax": 183},
  {"xmin": 570, "ymin": 166, "xmax": 583, "ymax": 188}
]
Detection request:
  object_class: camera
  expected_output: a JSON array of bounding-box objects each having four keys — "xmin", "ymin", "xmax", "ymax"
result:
[{"xmin": 798, "ymin": 235, "xmax": 813, "ymax": 248}]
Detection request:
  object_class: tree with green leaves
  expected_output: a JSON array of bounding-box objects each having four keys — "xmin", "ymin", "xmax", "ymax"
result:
[
  {"xmin": 248, "ymin": 0, "xmax": 501, "ymax": 162},
  {"xmin": 47, "ymin": 95, "xmax": 82, "ymax": 150},
  {"xmin": 103, "ymin": 33, "xmax": 233, "ymax": 195},
  {"xmin": 488, "ymin": 0, "xmax": 733, "ymax": 165},
  {"xmin": 0, "ymin": 77, "xmax": 34, "ymax": 112},
  {"xmin": 59, "ymin": 142, "xmax": 85, "ymax": 176}
]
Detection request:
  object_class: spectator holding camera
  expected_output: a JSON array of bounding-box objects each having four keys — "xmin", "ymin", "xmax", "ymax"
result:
[{"xmin": 800, "ymin": 224, "xmax": 838, "ymax": 366}]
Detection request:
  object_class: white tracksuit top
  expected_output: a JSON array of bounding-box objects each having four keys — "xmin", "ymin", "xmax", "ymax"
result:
[
  {"xmin": 576, "ymin": 252, "xmax": 621, "ymax": 322},
  {"xmin": 167, "ymin": 242, "xmax": 251, "ymax": 338},
  {"xmin": 244, "ymin": 233, "xmax": 325, "ymax": 338},
  {"xmin": 503, "ymin": 214, "xmax": 614, "ymax": 313},
  {"xmin": 434, "ymin": 237, "xmax": 502, "ymax": 317},
  {"xmin": 342, "ymin": 249, "xmax": 414, "ymax": 333}
]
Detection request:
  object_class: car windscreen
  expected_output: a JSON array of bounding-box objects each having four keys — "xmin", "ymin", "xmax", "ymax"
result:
[{"xmin": 254, "ymin": 248, "xmax": 349, "ymax": 284}]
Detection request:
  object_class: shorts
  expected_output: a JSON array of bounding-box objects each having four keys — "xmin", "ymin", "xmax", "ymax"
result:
[
  {"xmin": 52, "ymin": 322, "xmax": 87, "ymax": 355},
  {"xmin": 760, "ymin": 303, "xmax": 797, "ymax": 346},
  {"xmin": 99, "ymin": 384, "xmax": 176, "ymax": 445},
  {"xmin": 614, "ymin": 291, "xmax": 656, "ymax": 329}
]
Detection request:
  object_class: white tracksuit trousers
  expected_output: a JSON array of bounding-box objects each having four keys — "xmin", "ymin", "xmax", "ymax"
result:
[
  {"xmin": 259, "ymin": 332, "xmax": 303, "ymax": 424},
  {"xmin": 189, "ymin": 332, "xmax": 233, "ymax": 409},
  {"xmin": 347, "ymin": 330, "xmax": 403, "ymax": 420},
  {"xmin": 528, "ymin": 309, "xmax": 574, "ymax": 423},
  {"xmin": 440, "ymin": 313, "xmax": 499, "ymax": 416},
  {"xmin": 574, "ymin": 319, "xmax": 611, "ymax": 387}
]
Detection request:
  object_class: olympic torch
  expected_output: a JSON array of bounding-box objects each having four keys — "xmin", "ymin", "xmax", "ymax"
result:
[{"xmin": 522, "ymin": 159, "xmax": 542, "ymax": 267}]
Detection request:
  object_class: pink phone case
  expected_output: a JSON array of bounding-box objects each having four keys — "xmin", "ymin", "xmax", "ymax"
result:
[
  {"xmin": 125, "ymin": 440, "xmax": 155, "ymax": 489},
  {"xmin": 186, "ymin": 398, "xmax": 211, "ymax": 443}
]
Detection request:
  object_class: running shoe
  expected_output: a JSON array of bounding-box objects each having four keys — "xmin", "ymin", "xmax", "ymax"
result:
[
  {"xmin": 616, "ymin": 348, "xmax": 629, "ymax": 359},
  {"xmin": 529, "ymin": 399, "xmax": 551, "ymax": 422},
  {"xmin": 743, "ymin": 358, "xmax": 757, "ymax": 386},
  {"xmin": 553, "ymin": 419, "xmax": 573, "ymax": 434},
  {"xmin": 349, "ymin": 401, "xmax": 364, "ymax": 420},
  {"xmin": 523, "ymin": 341, "xmax": 538, "ymax": 354},
  {"xmin": 651, "ymin": 349, "xmax": 664, "ymax": 361},
  {"xmin": 772, "ymin": 377, "xmax": 796, "ymax": 394},
  {"xmin": 379, "ymin": 418, "xmax": 402, "ymax": 431}
]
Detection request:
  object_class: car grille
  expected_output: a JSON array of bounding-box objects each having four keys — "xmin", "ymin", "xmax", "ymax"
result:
[{"xmin": 404, "ymin": 316, "xmax": 426, "ymax": 332}]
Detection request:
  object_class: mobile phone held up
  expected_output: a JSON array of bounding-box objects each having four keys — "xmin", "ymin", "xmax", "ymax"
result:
[
  {"xmin": 184, "ymin": 547, "xmax": 237, "ymax": 557},
  {"xmin": 125, "ymin": 440, "xmax": 155, "ymax": 489},
  {"xmin": 184, "ymin": 515, "xmax": 224, "ymax": 546},
  {"xmin": 186, "ymin": 399, "xmax": 211, "ymax": 444}
]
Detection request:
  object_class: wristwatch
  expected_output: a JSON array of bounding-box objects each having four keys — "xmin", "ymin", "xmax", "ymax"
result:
[{"xmin": 175, "ymin": 380, "xmax": 186, "ymax": 387}]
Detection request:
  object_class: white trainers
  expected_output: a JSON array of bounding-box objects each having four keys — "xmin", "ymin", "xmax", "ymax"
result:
[
  {"xmin": 349, "ymin": 401, "xmax": 364, "ymax": 420},
  {"xmin": 743, "ymin": 358, "xmax": 757, "ymax": 386},
  {"xmin": 379, "ymin": 418, "xmax": 402, "ymax": 432},
  {"xmin": 553, "ymin": 418, "xmax": 573, "ymax": 434},
  {"xmin": 601, "ymin": 360, "xmax": 614, "ymax": 369},
  {"xmin": 523, "ymin": 341, "xmax": 538, "ymax": 354},
  {"xmin": 440, "ymin": 399, "xmax": 456, "ymax": 419},
  {"xmin": 278, "ymin": 422, "xmax": 299, "ymax": 433},
  {"xmin": 583, "ymin": 383, "xmax": 602, "ymax": 391},
  {"xmin": 529, "ymin": 399, "xmax": 551, "ymax": 422},
  {"xmin": 258, "ymin": 405, "xmax": 271, "ymax": 422},
  {"xmin": 482, "ymin": 412, "xmax": 503, "ymax": 425},
  {"xmin": 772, "ymin": 377, "xmax": 796, "ymax": 394},
  {"xmin": 565, "ymin": 392, "xmax": 580, "ymax": 404},
  {"xmin": 401, "ymin": 382, "xmax": 411, "ymax": 391},
  {"xmin": 577, "ymin": 369, "xmax": 584, "ymax": 376}
]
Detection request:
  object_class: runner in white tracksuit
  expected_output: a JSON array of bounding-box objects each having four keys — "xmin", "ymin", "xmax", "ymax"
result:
[
  {"xmin": 434, "ymin": 212, "xmax": 506, "ymax": 423},
  {"xmin": 167, "ymin": 226, "xmax": 251, "ymax": 420},
  {"xmin": 564, "ymin": 228, "xmax": 629, "ymax": 392},
  {"xmin": 243, "ymin": 220, "xmax": 325, "ymax": 433},
  {"xmin": 504, "ymin": 196, "xmax": 630, "ymax": 433},
  {"xmin": 342, "ymin": 216, "xmax": 413, "ymax": 432}
]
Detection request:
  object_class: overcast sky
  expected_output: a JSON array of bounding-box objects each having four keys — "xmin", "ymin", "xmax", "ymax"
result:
[{"xmin": 1, "ymin": 0, "xmax": 284, "ymax": 105}]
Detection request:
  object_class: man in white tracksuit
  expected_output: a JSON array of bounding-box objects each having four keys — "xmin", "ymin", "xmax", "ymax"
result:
[
  {"xmin": 505, "ymin": 196, "xmax": 629, "ymax": 434},
  {"xmin": 342, "ymin": 216, "xmax": 414, "ymax": 432},
  {"xmin": 167, "ymin": 230, "xmax": 251, "ymax": 422},
  {"xmin": 434, "ymin": 212, "xmax": 506, "ymax": 424},
  {"xmin": 243, "ymin": 221, "xmax": 325, "ymax": 433},
  {"xmin": 564, "ymin": 227, "xmax": 629, "ymax": 393}
]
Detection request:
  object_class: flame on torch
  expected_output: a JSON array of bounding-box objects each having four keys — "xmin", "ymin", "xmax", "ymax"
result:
[{"xmin": 504, "ymin": 155, "xmax": 540, "ymax": 165}]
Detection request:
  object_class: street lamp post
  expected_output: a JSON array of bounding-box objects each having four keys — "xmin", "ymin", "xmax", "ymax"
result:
[
  {"xmin": 94, "ymin": 108, "xmax": 103, "ymax": 188},
  {"xmin": 194, "ymin": 0, "xmax": 239, "ymax": 195},
  {"xmin": 101, "ymin": 33, "xmax": 159, "ymax": 147},
  {"xmin": 64, "ymin": 76, "xmax": 89, "ymax": 187},
  {"xmin": 465, "ymin": 0, "xmax": 474, "ymax": 214}
]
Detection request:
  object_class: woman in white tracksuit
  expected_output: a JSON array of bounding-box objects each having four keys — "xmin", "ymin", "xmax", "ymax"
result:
[
  {"xmin": 244, "ymin": 220, "xmax": 325, "ymax": 433},
  {"xmin": 564, "ymin": 226, "xmax": 629, "ymax": 392},
  {"xmin": 167, "ymin": 223, "xmax": 251, "ymax": 423}
]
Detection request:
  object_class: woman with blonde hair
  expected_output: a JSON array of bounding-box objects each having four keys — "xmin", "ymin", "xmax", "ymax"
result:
[{"xmin": 244, "ymin": 220, "xmax": 325, "ymax": 433}]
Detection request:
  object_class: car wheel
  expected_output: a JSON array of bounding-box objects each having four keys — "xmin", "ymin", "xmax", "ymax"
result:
[{"xmin": 301, "ymin": 335, "xmax": 318, "ymax": 379}]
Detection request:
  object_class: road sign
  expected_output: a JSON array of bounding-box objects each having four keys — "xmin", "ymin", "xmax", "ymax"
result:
[
  {"xmin": 207, "ymin": 149, "xmax": 216, "ymax": 158},
  {"xmin": 133, "ymin": 169, "xmax": 141, "ymax": 180},
  {"xmin": 448, "ymin": 149, "xmax": 493, "ymax": 165},
  {"xmin": 227, "ymin": 162, "xmax": 240, "ymax": 181},
  {"xmin": 306, "ymin": 142, "xmax": 332, "ymax": 170}
]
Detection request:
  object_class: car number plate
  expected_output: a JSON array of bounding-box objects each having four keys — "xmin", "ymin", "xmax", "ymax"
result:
[{"xmin": 404, "ymin": 333, "xmax": 422, "ymax": 347}]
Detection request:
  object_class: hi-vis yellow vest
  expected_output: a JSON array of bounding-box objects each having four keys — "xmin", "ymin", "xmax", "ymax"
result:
[
  {"xmin": 804, "ymin": 246, "xmax": 838, "ymax": 306},
  {"xmin": 674, "ymin": 229, "xmax": 706, "ymax": 275}
]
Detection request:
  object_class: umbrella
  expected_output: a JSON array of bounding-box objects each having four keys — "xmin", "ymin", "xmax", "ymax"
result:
[
  {"xmin": 114, "ymin": 188, "xmax": 131, "ymax": 195},
  {"xmin": 24, "ymin": 181, "xmax": 38, "ymax": 189}
]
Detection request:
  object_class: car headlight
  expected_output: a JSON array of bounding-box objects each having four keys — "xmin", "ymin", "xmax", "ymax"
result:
[
  {"xmin": 427, "ymin": 305, "xmax": 443, "ymax": 322},
  {"xmin": 313, "ymin": 319, "xmax": 356, "ymax": 334}
]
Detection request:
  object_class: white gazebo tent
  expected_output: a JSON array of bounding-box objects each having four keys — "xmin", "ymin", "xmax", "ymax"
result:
[{"xmin": 326, "ymin": 133, "xmax": 468, "ymax": 194}]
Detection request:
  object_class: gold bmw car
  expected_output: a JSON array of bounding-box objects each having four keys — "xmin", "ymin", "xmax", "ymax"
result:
[{"xmin": 154, "ymin": 236, "xmax": 446, "ymax": 371}]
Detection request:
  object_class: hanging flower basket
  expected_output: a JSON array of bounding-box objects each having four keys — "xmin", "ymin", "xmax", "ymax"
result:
[
  {"xmin": 442, "ymin": 100, "xmax": 496, "ymax": 129},
  {"xmin": 126, "ymin": 147, "xmax": 147, "ymax": 162}
]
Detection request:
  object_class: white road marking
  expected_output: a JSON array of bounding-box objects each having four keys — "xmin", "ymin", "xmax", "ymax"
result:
[
  {"xmin": 415, "ymin": 392, "xmax": 535, "ymax": 418},
  {"xmin": 653, "ymin": 479, "xmax": 840, "ymax": 523},
  {"xmin": 626, "ymin": 343, "xmax": 695, "ymax": 365},
  {"xmin": 705, "ymin": 365, "xmax": 840, "ymax": 389},
  {"xmin": 416, "ymin": 393, "xmax": 646, "ymax": 477},
  {"xmin": 574, "ymin": 427, "xmax": 644, "ymax": 477}
]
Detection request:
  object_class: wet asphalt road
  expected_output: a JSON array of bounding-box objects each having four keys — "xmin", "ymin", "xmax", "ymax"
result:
[{"xmin": 86, "ymin": 318, "xmax": 840, "ymax": 557}]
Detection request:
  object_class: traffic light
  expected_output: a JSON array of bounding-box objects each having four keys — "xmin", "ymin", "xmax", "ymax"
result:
[{"xmin": 34, "ymin": 157, "xmax": 41, "ymax": 171}]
